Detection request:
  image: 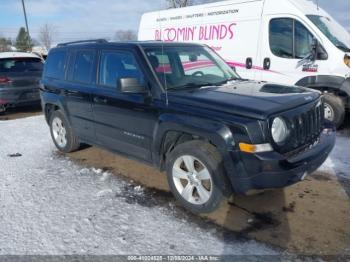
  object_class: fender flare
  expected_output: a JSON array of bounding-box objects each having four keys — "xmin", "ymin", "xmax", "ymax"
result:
[
  {"xmin": 152, "ymin": 114, "xmax": 253, "ymax": 196},
  {"xmin": 295, "ymin": 75, "xmax": 350, "ymax": 97},
  {"xmin": 152, "ymin": 113, "xmax": 235, "ymax": 160},
  {"xmin": 152, "ymin": 113, "xmax": 240, "ymax": 195},
  {"xmin": 42, "ymin": 92, "xmax": 67, "ymax": 123}
]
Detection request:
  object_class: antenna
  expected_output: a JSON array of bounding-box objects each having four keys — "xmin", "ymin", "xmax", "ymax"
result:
[
  {"xmin": 316, "ymin": 0, "xmax": 319, "ymax": 10},
  {"xmin": 158, "ymin": 1, "xmax": 168, "ymax": 106}
]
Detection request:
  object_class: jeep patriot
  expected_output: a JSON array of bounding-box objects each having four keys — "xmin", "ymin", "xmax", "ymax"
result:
[{"xmin": 40, "ymin": 40, "xmax": 335, "ymax": 213}]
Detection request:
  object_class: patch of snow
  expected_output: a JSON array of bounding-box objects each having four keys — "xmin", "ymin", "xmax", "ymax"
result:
[
  {"xmin": 134, "ymin": 185, "xmax": 143, "ymax": 192},
  {"xmin": 92, "ymin": 168, "xmax": 103, "ymax": 175},
  {"xmin": 0, "ymin": 116, "xmax": 278, "ymax": 255},
  {"xmin": 99, "ymin": 172, "xmax": 111, "ymax": 182},
  {"xmin": 96, "ymin": 189, "xmax": 114, "ymax": 198}
]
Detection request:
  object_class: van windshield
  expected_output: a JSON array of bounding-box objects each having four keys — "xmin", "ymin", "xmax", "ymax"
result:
[
  {"xmin": 307, "ymin": 15, "xmax": 350, "ymax": 52},
  {"xmin": 144, "ymin": 46, "xmax": 239, "ymax": 91}
]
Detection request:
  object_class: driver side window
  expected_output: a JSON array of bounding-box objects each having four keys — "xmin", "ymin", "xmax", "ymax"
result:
[{"xmin": 269, "ymin": 18, "xmax": 327, "ymax": 60}]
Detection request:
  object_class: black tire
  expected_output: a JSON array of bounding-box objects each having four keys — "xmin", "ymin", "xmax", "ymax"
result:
[
  {"xmin": 323, "ymin": 93, "xmax": 345, "ymax": 129},
  {"xmin": 166, "ymin": 140, "xmax": 229, "ymax": 214},
  {"xmin": 49, "ymin": 110, "xmax": 80, "ymax": 153}
]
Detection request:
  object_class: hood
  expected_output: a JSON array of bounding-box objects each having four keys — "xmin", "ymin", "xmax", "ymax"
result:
[{"xmin": 168, "ymin": 81, "xmax": 320, "ymax": 120}]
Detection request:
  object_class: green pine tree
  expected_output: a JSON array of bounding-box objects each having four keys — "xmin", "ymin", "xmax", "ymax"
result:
[{"xmin": 15, "ymin": 27, "xmax": 32, "ymax": 51}]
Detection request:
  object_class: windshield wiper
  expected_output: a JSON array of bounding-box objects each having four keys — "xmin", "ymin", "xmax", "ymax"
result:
[
  {"xmin": 167, "ymin": 82, "xmax": 217, "ymax": 91},
  {"xmin": 167, "ymin": 77, "xmax": 245, "ymax": 91},
  {"xmin": 214, "ymin": 77, "xmax": 244, "ymax": 86}
]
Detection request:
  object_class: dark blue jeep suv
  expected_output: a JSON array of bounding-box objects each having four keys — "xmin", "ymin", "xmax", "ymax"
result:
[{"xmin": 40, "ymin": 39, "xmax": 335, "ymax": 213}]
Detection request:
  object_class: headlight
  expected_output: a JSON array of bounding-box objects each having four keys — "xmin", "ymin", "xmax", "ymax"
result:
[
  {"xmin": 271, "ymin": 117, "xmax": 289, "ymax": 144},
  {"xmin": 344, "ymin": 54, "xmax": 350, "ymax": 68}
]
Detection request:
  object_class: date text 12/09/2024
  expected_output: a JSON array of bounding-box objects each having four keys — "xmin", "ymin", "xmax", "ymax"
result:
[{"xmin": 127, "ymin": 255, "xmax": 220, "ymax": 261}]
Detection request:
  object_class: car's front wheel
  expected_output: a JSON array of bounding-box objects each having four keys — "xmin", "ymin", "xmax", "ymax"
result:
[
  {"xmin": 166, "ymin": 140, "xmax": 229, "ymax": 214},
  {"xmin": 49, "ymin": 110, "xmax": 80, "ymax": 153}
]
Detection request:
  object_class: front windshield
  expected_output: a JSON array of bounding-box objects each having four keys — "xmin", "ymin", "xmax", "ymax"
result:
[
  {"xmin": 307, "ymin": 15, "xmax": 350, "ymax": 52},
  {"xmin": 144, "ymin": 45, "xmax": 239, "ymax": 91}
]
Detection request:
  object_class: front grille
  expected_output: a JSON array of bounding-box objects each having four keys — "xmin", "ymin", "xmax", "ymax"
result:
[{"xmin": 277, "ymin": 99, "xmax": 324, "ymax": 155}]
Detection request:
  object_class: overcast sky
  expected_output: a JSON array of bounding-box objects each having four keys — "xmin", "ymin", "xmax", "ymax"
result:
[{"xmin": 0, "ymin": 0, "xmax": 349, "ymax": 44}]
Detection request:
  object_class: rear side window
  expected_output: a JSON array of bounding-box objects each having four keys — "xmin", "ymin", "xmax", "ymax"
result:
[
  {"xmin": 71, "ymin": 50, "xmax": 95, "ymax": 84},
  {"xmin": 0, "ymin": 58, "xmax": 43, "ymax": 73},
  {"xmin": 99, "ymin": 51, "xmax": 145, "ymax": 88},
  {"xmin": 45, "ymin": 50, "xmax": 67, "ymax": 79}
]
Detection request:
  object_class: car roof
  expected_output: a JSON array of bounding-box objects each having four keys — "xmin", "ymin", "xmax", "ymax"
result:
[
  {"xmin": 53, "ymin": 40, "xmax": 205, "ymax": 50},
  {"xmin": 0, "ymin": 52, "xmax": 41, "ymax": 59}
]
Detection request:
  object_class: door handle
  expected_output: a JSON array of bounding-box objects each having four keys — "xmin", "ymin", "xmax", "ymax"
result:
[
  {"xmin": 93, "ymin": 97, "xmax": 108, "ymax": 104},
  {"xmin": 63, "ymin": 89, "xmax": 80, "ymax": 96},
  {"xmin": 263, "ymin": 58, "xmax": 271, "ymax": 70},
  {"xmin": 246, "ymin": 57, "xmax": 253, "ymax": 69}
]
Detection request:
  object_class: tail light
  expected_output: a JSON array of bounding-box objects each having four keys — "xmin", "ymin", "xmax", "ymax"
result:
[
  {"xmin": 344, "ymin": 54, "xmax": 350, "ymax": 68},
  {"xmin": 0, "ymin": 76, "xmax": 12, "ymax": 84}
]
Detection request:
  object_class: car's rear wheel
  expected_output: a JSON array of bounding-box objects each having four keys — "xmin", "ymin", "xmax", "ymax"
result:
[
  {"xmin": 323, "ymin": 93, "xmax": 345, "ymax": 129},
  {"xmin": 49, "ymin": 110, "xmax": 80, "ymax": 153},
  {"xmin": 166, "ymin": 140, "xmax": 228, "ymax": 214}
]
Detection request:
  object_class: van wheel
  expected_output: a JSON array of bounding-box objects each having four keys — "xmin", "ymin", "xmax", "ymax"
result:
[
  {"xmin": 166, "ymin": 140, "xmax": 228, "ymax": 214},
  {"xmin": 49, "ymin": 110, "xmax": 80, "ymax": 153},
  {"xmin": 323, "ymin": 93, "xmax": 345, "ymax": 129}
]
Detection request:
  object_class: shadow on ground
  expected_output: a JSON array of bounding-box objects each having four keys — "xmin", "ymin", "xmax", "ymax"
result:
[{"xmin": 0, "ymin": 105, "xmax": 42, "ymax": 121}]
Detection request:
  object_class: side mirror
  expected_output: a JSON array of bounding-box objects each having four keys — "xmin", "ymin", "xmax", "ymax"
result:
[
  {"xmin": 310, "ymin": 39, "xmax": 328, "ymax": 61},
  {"xmin": 308, "ymin": 39, "xmax": 317, "ymax": 61},
  {"xmin": 118, "ymin": 78, "xmax": 147, "ymax": 94},
  {"xmin": 316, "ymin": 44, "xmax": 328, "ymax": 60}
]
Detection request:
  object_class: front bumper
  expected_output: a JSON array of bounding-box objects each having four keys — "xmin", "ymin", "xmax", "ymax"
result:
[{"xmin": 227, "ymin": 127, "xmax": 336, "ymax": 194}]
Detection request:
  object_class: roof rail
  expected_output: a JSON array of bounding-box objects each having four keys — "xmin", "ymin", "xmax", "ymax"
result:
[{"xmin": 57, "ymin": 39, "xmax": 108, "ymax": 47}]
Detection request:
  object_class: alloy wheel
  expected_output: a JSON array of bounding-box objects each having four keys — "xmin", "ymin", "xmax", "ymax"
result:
[
  {"xmin": 172, "ymin": 155, "xmax": 213, "ymax": 205},
  {"xmin": 52, "ymin": 117, "xmax": 67, "ymax": 148}
]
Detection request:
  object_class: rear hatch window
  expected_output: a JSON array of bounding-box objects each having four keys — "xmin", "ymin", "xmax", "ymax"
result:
[{"xmin": 0, "ymin": 58, "xmax": 43, "ymax": 73}]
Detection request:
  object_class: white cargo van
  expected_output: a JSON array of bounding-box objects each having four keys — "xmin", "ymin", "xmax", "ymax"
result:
[{"xmin": 138, "ymin": 0, "xmax": 350, "ymax": 127}]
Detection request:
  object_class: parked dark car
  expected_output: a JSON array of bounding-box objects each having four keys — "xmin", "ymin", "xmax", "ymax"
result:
[
  {"xmin": 40, "ymin": 39, "xmax": 335, "ymax": 213},
  {"xmin": 0, "ymin": 52, "xmax": 44, "ymax": 113}
]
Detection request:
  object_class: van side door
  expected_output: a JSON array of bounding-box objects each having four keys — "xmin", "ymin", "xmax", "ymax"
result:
[
  {"xmin": 91, "ymin": 49, "xmax": 159, "ymax": 163},
  {"xmin": 258, "ymin": 16, "xmax": 329, "ymax": 85}
]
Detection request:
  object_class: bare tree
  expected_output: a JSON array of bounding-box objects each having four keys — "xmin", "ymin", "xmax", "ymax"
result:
[
  {"xmin": 114, "ymin": 30, "xmax": 137, "ymax": 41},
  {"xmin": 167, "ymin": 0, "xmax": 191, "ymax": 8},
  {"xmin": 0, "ymin": 37, "xmax": 12, "ymax": 52},
  {"xmin": 39, "ymin": 23, "xmax": 56, "ymax": 50},
  {"xmin": 166, "ymin": 0, "xmax": 218, "ymax": 8}
]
